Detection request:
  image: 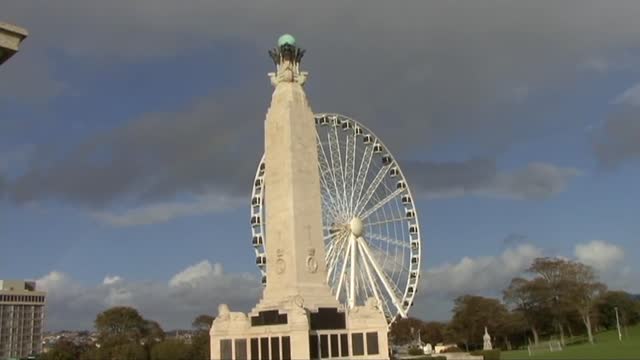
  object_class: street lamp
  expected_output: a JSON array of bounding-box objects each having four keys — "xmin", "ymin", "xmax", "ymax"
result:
[{"xmin": 0, "ymin": 21, "xmax": 28, "ymax": 66}]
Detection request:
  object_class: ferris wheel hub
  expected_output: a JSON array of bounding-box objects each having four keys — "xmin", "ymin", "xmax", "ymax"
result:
[{"xmin": 349, "ymin": 217, "xmax": 364, "ymax": 237}]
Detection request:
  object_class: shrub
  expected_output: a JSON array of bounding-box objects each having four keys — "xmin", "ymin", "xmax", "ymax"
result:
[
  {"xmin": 470, "ymin": 349, "xmax": 501, "ymax": 360},
  {"xmin": 408, "ymin": 347, "xmax": 425, "ymax": 355}
]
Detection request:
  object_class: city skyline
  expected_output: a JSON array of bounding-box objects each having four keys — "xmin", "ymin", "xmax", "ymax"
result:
[{"xmin": 2, "ymin": 1, "xmax": 640, "ymax": 331}]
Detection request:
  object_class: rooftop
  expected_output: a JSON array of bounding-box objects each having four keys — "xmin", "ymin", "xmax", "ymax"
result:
[{"xmin": 0, "ymin": 21, "xmax": 29, "ymax": 65}]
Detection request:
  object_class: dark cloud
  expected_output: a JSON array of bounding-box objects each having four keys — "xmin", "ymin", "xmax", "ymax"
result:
[
  {"xmin": 403, "ymin": 159, "xmax": 579, "ymax": 200},
  {"xmin": 594, "ymin": 108, "xmax": 640, "ymax": 169},
  {"xmin": 0, "ymin": 53, "xmax": 67, "ymax": 104},
  {"xmin": 3, "ymin": 1, "xmax": 626, "ymax": 208},
  {"xmin": 8, "ymin": 90, "xmax": 265, "ymax": 207}
]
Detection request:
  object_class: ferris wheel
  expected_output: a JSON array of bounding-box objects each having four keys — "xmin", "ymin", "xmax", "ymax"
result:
[{"xmin": 250, "ymin": 113, "xmax": 422, "ymax": 323}]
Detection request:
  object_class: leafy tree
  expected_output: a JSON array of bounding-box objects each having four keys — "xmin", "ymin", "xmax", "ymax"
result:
[
  {"xmin": 389, "ymin": 317, "xmax": 427, "ymax": 345},
  {"xmin": 503, "ymin": 277, "xmax": 550, "ymax": 345},
  {"xmin": 496, "ymin": 311, "xmax": 528, "ymax": 350},
  {"xmin": 528, "ymin": 257, "xmax": 577, "ymax": 346},
  {"xmin": 561, "ymin": 260, "xmax": 606, "ymax": 344},
  {"xmin": 596, "ymin": 290, "xmax": 640, "ymax": 329},
  {"xmin": 143, "ymin": 320, "xmax": 166, "ymax": 345},
  {"xmin": 190, "ymin": 314, "xmax": 213, "ymax": 360},
  {"xmin": 95, "ymin": 306, "xmax": 148, "ymax": 346},
  {"xmin": 189, "ymin": 332, "xmax": 211, "ymax": 360},
  {"xmin": 150, "ymin": 339, "xmax": 191, "ymax": 360},
  {"xmin": 109, "ymin": 343, "xmax": 148, "ymax": 360},
  {"xmin": 91, "ymin": 306, "xmax": 167, "ymax": 360},
  {"xmin": 449, "ymin": 295, "xmax": 509, "ymax": 351},
  {"xmin": 422, "ymin": 321, "xmax": 447, "ymax": 345},
  {"xmin": 41, "ymin": 339, "xmax": 86, "ymax": 360},
  {"xmin": 192, "ymin": 314, "xmax": 215, "ymax": 331}
]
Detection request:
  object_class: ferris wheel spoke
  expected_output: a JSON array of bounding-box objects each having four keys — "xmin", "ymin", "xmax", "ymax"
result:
[
  {"xmin": 366, "ymin": 217, "xmax": 411, "ymax": 227},
  {"xmin": 357, "ymin": 236, "xmax": 408, "ymax": 318},
  {"xmin": 317, "ymin": 139, "xmax": 344, "ymax": 221},
  {"xmin": 354, "ymin": 164, "xmax": 391, "ymax": 216},
  {"xmin": 320, "ymin": 180, "xmax": 339, "ymax": 216},
  {"xmin": 365, "ymin": 232, "xmax": 412, "ymax": 249},
  {"xmin": 326, "ymin": 231, "xmax": 348, "ymax": 266},
  {"xmin": 357, "ymin": 257, "xmax": 372, "ymax": 301},
  {"xmin": 328, "ymin": 126, "xmax": 348, "ymax": 215},
  {"xmin": 360, "ymin": 187, "xmax": 406, "ymax": 220},
  {"xmin": 351, "ymin": 144, "xmax": 374, "ymax": 216},
  {"xmin": 327, "ymin": 235, "xmax": 349, "ymax": 282},
  {"xmin": 345, "ymin": 133, "xmax": 357, "ymax": 211},
  {"xmin": 366, "ymin": 241, "xmax": 408, "ymax": 285}
]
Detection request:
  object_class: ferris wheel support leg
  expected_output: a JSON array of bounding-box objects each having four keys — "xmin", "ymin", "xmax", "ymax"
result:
[
  {"xmin": 357, "ymin": 239, "xmax": 382, "ymax": 305},
  {"xmin": 349, "ymin": 234, "xmax": 357, "ymax": 309},
  {"xmin": 326, "ymin": 232, "xmax": 348, "ymax": 282},
  {"xmin": 357, "ymin": 236, "xmax": 408, "ymax": 318},
  {"xmin": 335, "ymin": 238, "xmax": 352, "ymax": 301}
]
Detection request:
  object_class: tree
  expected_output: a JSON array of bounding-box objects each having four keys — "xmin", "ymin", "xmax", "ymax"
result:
[
  {"xmin": 596, "ymin": 291, "xmax": 640, "ymax": 330},
  {"xmin": 389, "ymin": 317, "xmax": 427, "ymax": 345},
  {"xmin": 41, "ymin": 339, "xmax": 86, "ymax": 360},
  {"xmin": 151, "ymin": 339, "xmax": 191, "ymax": 360},
  {"xmin": 192, "ymin": 314, "xmax": 215, "ymax": 331},
  {"xmin": 561, "ymin": 261, "xmax": 606, "ymax": 344},
  {"xmin": 109, "ymin": 343, "xmax": 148, "ymax": 360},
  {"xmin": 190, "ymin": 314, "xmax": 213, "ymax": 360},
  {"xmin": 422, "ymin": 321, "xmax": 447, "ymax": 345},
  {"xmin": 449, "ymin": 295, "xmax": 509, "ymax": 351},
  {"xmin": 528, "ymin": 257, "xmax": 577, "ymax": 346},
  {"xmin": 95, "ymin": 306, "xmax": 148, "ymax": 346},
  {"xmin": 190, "ymin": 332, "xmax": 211, "ymax": 360},
  {"xmin": 503, "ymin": 277, "xmax": 550, "ymax": 345}
]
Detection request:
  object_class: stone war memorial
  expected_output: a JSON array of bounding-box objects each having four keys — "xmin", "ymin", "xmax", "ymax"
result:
[{"xmin": 211, "ymin": 35, "xmax": 423, "ymax": 360}]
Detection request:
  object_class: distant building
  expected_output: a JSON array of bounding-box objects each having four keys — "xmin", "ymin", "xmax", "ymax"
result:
[
  {"xmin": 0, "ymin": 280, "xmax": 46, "ymax": 359},
  {"xmin": 0, "ymin": 22, "xmax": 28, "ymax": 66}
]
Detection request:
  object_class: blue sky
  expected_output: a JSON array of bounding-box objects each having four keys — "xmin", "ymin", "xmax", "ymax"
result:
[{"xmin": 2, "ymin": 1, "xmax": 640, "ymax": 330}]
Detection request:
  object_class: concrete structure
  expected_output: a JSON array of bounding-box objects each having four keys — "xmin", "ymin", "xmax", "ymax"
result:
[
  {"xmin": 0, "ymin": 280, "xmax": 46, "ymax": 359},
  {"xmin": 210, "ymin": 35, "xmax": 389, "ymax": 359},
  {"xmin": 0, "ymin": 22, "xmax": 28, "ymax": 66}
]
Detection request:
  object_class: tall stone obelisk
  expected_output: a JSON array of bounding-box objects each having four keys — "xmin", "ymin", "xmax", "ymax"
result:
[
  {"xmin": 260, "ymin": 34, "xmax": 338, "ymax": 308},
  {"xmin": 210, "ymin": 35, "xmax": 389, "ymax": 360}
]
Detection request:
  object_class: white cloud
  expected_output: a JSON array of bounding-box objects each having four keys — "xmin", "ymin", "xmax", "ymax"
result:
[
  {"xmin": 102, "ymin": 275, "xmax": 122, "ymax": 285},
  {"xmin": 169, "ymin": 261, "xmax": 224, "ymax": 287},
  {"xmin": 92, "ymin": 193, "xmax": 242, "ymax": 227},
  {"xmin": 613, "ymin": 83, "xmax": 640, "ymax": 107},
  {"xmin": 422, "ymin": 244, "xmax": 542, "ymax": 297},
  {"xmin": 574, "ymin": 240, "xmax": 624, "ymax": 272},
  {"xmin": 36, "ymin": 261, "xmax": 260, "ymax": 331}
]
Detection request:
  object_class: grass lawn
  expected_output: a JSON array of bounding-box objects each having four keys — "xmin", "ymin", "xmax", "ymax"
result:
[{"xmin": 502, "ymin": 324, "xmax": 640, "ymax": 359}]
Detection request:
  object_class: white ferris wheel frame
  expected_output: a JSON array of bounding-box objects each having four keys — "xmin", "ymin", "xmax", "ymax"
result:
[{"xmin": 250, "ymin": 113, "xmax": 422, "ymax": 324}]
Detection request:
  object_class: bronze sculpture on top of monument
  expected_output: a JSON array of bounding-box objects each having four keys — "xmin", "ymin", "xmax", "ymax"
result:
[{"xmin": 210, "ymin": 34, "xmax": 423, "ymax": 360}]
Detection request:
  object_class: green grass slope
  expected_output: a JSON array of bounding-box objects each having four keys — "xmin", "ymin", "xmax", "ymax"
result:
[{"xmin": 502, "ymin": 324, "xmax": 640, "ymax": 359}]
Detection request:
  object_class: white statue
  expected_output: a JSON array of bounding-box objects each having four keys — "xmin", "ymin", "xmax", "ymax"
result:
[
  {"xmin": 423, "ymin": 343, "xmax": 433, "ymax": 355},
  {"xmin": 483, "ymin": 326, "xmax": 493, "ymax": 350}
]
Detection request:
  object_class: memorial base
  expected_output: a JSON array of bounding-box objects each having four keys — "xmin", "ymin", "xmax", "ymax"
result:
[{"xmin": 210, "ymin": 298, "xmax": 389, "ymax": 360}]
